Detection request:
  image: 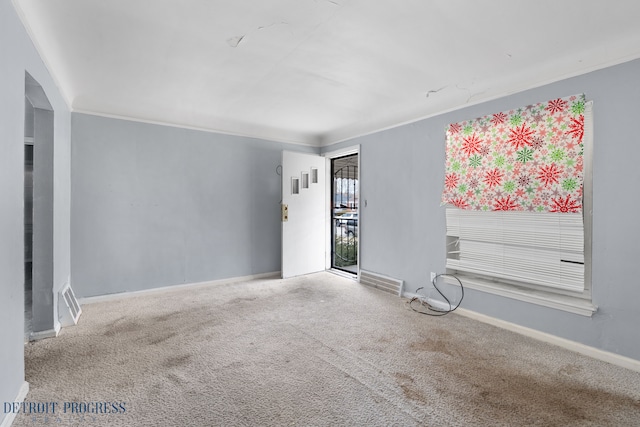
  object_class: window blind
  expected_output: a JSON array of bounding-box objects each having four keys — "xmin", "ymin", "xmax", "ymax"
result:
[
  {"xmin": 441, "ymin": 94, "xmax": 586, "ymax": 213},
  {"xmin": 442, "ymin": 97, "xmax": 592, "ymax": 297},
  {"xmin": 446, "ymin": 208, "xmax": 584, "ymax": 293}
]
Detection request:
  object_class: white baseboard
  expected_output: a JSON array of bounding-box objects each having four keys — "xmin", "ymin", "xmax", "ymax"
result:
[
  {"xmin": 0, "ymin": 381, "xmax": 29, "ymax": 427},
  {"xmin": 29, "ymin": 322, "xmax": 60, "ymax": 341},
  {"xmin": 403, "ymin": 291, "xmax": 640, "ymax": 372},
  {"xmin": 455, "ymin": 307, "xmax": 640, "ymax": 373},
  {"xmin": 78, "ymin": 271, "xmax": 281, "ymax": 305}
]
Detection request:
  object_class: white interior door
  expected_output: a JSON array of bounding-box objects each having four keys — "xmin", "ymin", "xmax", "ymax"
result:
[{"xmin": 281, "ymin": 151, "xmax": 327, "ymax": 278}]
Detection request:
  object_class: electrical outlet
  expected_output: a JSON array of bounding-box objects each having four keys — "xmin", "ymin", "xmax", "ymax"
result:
[{"xmin": 430, "ymin": 272, "xmax": 436, "ymax": 283}]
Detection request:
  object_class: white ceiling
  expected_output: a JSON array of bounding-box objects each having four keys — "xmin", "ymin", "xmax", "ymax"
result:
[{"xmin": 14, "ymin": 0, "xmax": 640, "ymax": 146}]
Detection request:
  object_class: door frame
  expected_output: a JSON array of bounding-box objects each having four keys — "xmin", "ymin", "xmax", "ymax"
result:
[
  {"xmin": 24, "ymin": 72, "xmax": 57, "ymax": 340},
  {"xmin": 323, "ymin": 145, "xmax": 360, "ymax": 277}
]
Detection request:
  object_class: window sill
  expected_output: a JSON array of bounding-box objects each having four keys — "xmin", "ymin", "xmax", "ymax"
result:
[{"xmin": 445, "ymin": 275, "xmax": 598, "ymax": 317}]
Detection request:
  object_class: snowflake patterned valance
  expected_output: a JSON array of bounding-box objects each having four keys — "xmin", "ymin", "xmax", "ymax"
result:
[{"xmin": 441, "ymin": 94, "xmax": 586, "ymax": 213}]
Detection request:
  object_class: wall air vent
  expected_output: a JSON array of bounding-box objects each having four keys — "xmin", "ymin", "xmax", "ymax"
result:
[
  {"xmin": 59, "ymin": 283, "xmax": 82, "ymax": 327},
  {"xmin": 359, "ymin": 270, "xmax": 403, "ymax": 297}
]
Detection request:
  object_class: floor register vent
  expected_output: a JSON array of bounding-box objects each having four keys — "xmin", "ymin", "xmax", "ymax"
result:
[
  {"xmin": 359, "ymin": 270, "xmax": 403, "ymax": 297},
  {"xmin": 59, "ymin": 283, "xmax": 82, "ymax": 327}
]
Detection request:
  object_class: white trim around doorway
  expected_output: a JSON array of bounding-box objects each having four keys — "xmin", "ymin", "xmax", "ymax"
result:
[{"xmin": 324, "ymin": 145, "xmax": 360, "ymax": 278}]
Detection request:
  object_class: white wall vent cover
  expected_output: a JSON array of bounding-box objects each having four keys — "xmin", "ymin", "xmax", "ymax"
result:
[
  {"xmin": 59, "ymin": 283, "xmax": 82, "ymax": 327},
  {"xmin": 360, "ymin": 270, "xmax": 403, "ymax": 296}
]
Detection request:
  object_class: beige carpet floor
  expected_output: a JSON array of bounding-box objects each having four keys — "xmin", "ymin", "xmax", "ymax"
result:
[{"xmin": 15, "ymin": 272, "xmax": 640, "ymax": 426}]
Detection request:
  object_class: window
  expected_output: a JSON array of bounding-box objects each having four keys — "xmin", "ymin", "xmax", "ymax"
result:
[{"xmin": 442, "ymin": 97, "xmax": 595, "ymax": 316}]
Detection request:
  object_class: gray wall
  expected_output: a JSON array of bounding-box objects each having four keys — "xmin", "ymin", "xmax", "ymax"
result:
[
  {"xmin": 30, "ymin": 107, "xmax": 55, "ymax": 332},
  {"xmin": 0, "ymin": 0, "xmax": 71, "ymax": 422},
  {"xmin": 71, "ymin": 113, "xmax": 317, "ymax": 297},
  {"xmin": 324, "ymin": 58, "xmax": 640, "ymax": 362}
]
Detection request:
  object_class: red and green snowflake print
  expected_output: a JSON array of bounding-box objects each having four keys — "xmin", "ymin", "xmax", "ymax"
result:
[{"xmin": 441, "ymin": 94, "xmax": 586, "ymax": 213}]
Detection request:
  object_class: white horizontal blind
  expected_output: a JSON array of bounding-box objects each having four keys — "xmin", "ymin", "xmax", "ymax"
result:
[{"xmin": 446, "ymin": 208, "xmax": 584, "ymax": 293}]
